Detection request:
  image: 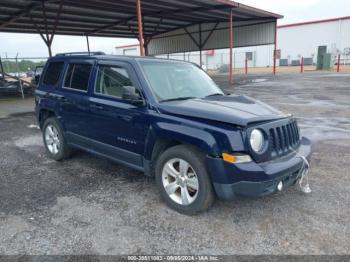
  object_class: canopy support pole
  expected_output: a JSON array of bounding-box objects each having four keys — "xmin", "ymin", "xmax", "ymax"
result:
[
  {"xmin": 229, "ymin": 9, "xmax": 234, "ymax": 85},
  {"xmin": 201, "ymin": 22, "xmax": 219, "ymax": 47},
  {"xmin": 136, "ymin": 0, "xmax": 145, "ymax": 56},
  {"xmin": 47, "ymin": 44, "xmax": 53, "ymax": 57},
  {"xmin": 28, "ymin": 0, "xmax": 63, "ymax": 57},
  {"xmin": 42, "ymin": 0, "xmax": 52, "ymax": 57},
  {"xmin": 0, "ymin": 57, "xmax": 5, "ymax": 82},
  {"xmin": 199, "ymin": 24, "xmax": 203, "ymax": 68},
  {"xmin": 86, "ymin": 35, "xmax": 90, "ymax": 54},
  {"xmin": 144, "ymin": 37, "xmax": 151, "ymax": 56},
  {"xmin": 184, "ymin": 28, "xmax": 200, "ymax": 47},
  {"xmin": 184, "ymin": 25, "xmax": 210, "ymax": 68},
  {"xmin": 273, "ymin": 20, "xmax": 277, "ymax": 75}
]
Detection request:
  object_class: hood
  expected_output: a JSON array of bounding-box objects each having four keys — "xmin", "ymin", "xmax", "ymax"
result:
[{"xmin": 157, "ymin": 95, "xmax": 288, "ymax": 126}]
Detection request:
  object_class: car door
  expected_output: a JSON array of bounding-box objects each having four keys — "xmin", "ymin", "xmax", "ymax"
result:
[
  {"xmin": 87, "ymin": 60, "xmax": 149, "ymax": 168},
  {"xmin": 58, "ymin": 60, "xmax": 94, "ymax": 139}
]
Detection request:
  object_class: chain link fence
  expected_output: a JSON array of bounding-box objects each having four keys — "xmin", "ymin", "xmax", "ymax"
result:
[
  {"xmin": 157, "ymin": 48, "xmax": 350, "ymax": 76},
  {"xmin": 1, "ymin": 49, "xmax": 349, "ymax": 99}
]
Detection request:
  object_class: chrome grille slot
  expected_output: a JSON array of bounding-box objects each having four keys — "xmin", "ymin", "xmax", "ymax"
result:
[
  {"xmin": 286, "ymin": 123, "xmax": 293, "ymax": 145},
  {"xmin": 276, "ymin": 127, "xmax": 283, "ymax": 151},
  {"xmin": 282, "ymin": 126, "xmax": 288, "ymax": 151},
  {"xmin": 268, "ymin": 119, "xmax": 300, "ymax": 157}
]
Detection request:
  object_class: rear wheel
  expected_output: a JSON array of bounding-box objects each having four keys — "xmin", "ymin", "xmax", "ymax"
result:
[
  {"xmin": 42, "ymin": 117, "xmax": 71, "ymax": 161},
  {"xmin": 155, "ymin": 145, "xmax": 215, "ymax": 215}
]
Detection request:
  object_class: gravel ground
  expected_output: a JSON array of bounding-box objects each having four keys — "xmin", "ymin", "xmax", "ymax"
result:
[{"xmin": 0, "ymin": 72, "xmax": 349, "ymax": 255}]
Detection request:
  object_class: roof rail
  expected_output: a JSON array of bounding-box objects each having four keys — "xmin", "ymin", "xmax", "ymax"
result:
[{"xmin": 55, "ymin": 51, "xmax": 106, "ymax": 56}]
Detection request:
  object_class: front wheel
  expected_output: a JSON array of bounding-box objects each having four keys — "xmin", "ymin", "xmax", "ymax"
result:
[{"xmin": 155, "ymin": 145, "xmax": 215, "ymax": 215}]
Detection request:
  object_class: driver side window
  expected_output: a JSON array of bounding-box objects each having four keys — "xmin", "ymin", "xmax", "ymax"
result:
[{"xmin": 95, "ymin": 65, "xmax": 133, "ymax": 98}]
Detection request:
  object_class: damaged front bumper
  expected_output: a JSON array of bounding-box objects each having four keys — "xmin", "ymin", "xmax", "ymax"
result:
[{"xmin": 206, "ymin": 137, "xmax": 312, "ymax": 200}]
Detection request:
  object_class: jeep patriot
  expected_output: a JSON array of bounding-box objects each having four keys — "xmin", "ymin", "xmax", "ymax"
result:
[{"xmin": 35, "ymin": 52, "xmax": 312, "ymax": 214}]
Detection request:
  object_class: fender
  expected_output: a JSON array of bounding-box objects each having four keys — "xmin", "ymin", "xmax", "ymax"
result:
[
  {"xmin": 143, "ymin": 121, "xmax": 220, "ymax": 161},
  {"xmin": 37, "ymin": 106, "xmax": 66, "ymax": 132},
  {"xmin": 35, "ymin": 90, "xmax": 65, "ymax": 131}
]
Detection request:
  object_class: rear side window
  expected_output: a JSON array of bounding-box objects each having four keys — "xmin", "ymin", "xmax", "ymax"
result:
[
  {"xmin": 43, "ymin": 62, "xmax": 64, "ymax": 86},
  {"xmin": 64, "ymin": 64, "xmax": 92, "ymax": 91}
]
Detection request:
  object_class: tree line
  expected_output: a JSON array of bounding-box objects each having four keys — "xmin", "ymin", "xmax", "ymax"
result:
[{"xmin": 0, "ymin": 59, "xmax": 46, "ymax": 73}]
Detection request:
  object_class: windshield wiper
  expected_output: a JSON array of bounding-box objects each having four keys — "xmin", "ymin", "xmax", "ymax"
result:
[
  {"xmin": 205, "ymin": 93, "xmax": 224, "ymax": 98},
  {"xmin": 160, "ymin": 96, "xmax": 196, "ymax": 103}
]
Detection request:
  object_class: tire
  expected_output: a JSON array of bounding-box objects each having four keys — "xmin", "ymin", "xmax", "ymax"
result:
[
  {"xmin": 155, "ymin": 145, "xmax": 215, "ymax": 215},
  {"xmin": 42, "ymin": 117, "xmax": 71, "ymax": 161}
]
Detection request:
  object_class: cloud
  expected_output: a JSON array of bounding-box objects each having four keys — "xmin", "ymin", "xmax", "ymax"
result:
[
  {"xmin": 239, "ymin": 0, "xmax": 321, "ymax": 12},
  {"xmin": 239, "ymin": 0, "xmax": 350, "ymax": 25},
  {"xmin": 0, "ymin": 33, "xmax": 137, "ymax": 58}
]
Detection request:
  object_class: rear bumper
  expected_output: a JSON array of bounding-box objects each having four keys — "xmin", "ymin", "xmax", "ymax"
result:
[{"xmin": 206, "ymin": 137, "xmax": 312, "ymax": 201}]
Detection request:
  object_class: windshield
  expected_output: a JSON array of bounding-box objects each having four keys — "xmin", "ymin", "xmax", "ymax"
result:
[{"xmin": 140, "ymin": 61, "xmax": 223, "ymax": 102}]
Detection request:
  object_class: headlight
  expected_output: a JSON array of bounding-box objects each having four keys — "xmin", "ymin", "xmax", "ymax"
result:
[{"xmin": 250, "ymin": 129, "xmax": 264, "ymax": 153}]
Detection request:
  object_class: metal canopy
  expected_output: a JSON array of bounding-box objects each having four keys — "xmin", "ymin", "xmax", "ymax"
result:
[
  {"xmin": 0, "ymin": 0, "xmax": 282, "ymax": 38},
  {"xmin": 0, "ymin": 0, "xmax": 283, "ymax": 83}
]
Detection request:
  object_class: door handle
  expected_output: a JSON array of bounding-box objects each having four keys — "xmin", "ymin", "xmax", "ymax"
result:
[
  {"xmin": 58, "ymin": 96, "xmax": 68, "ymax": 102},
  {"xmin": 90, "ymin": 104, "xmax": 104, "ymax": 110}
]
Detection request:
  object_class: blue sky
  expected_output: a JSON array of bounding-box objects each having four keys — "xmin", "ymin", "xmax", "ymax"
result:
[{"xmin": 0, "ymin": 0, "xmax": 348, "ymax": 58}]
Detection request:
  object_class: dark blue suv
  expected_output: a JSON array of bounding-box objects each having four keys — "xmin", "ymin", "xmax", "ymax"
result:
[{"xmin": 35, "ymin": 52, "xmax": 311, "ymax": 214}]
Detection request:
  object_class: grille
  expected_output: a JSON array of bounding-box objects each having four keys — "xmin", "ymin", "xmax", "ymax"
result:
[{"xmin": 268, "ymin": 120, "xmax": 300, "ymax": 156}]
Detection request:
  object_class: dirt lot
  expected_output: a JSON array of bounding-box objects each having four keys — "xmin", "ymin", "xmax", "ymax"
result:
[
  {"xmin": 0, "ymin": 72, "xmax": 349, "ymax": 255},
  {"xmin": 0, "ymin": 97, "xmax": 34, "ymax": 117}
]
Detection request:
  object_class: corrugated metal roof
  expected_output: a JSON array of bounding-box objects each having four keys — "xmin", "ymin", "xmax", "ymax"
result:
[{"xmin": 0, "ymin": 0, "xmax": 282, "ymax": 38}]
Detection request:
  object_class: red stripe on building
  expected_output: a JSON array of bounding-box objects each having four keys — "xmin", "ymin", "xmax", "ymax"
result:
[
  {"xmin": 278, "ymin": 16, "xmax": 350, "ymax": 29},
  {"xmin": 115, "ymin": 44, "xmax": 139, "ymax": 49}
]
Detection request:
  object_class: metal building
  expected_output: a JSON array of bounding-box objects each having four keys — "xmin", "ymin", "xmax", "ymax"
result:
[
  {"xmin": 116, "ymin": 16, "xmax": 350, "ymax": 69},
  {"xmin": 278, "ymin": 16, "xmax": 350, "ymax": 66}
]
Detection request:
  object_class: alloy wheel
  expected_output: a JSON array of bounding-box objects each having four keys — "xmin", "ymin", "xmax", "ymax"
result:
[
  {"xmin": 44, "ymin": 124, "xmax": 60, "ymax": 155},
  {"xmin": 161, "ymin": 158, "xmax": 199, "ymax": 205}
]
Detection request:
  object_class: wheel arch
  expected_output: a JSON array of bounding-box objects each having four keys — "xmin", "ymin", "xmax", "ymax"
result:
[
  {"xmin": 143, "ymin": 122, "xmax": 220, "ymax": 176},
  {"xmin": 38, "ymin": 108, "xmax": 57, "ymax": 129}
]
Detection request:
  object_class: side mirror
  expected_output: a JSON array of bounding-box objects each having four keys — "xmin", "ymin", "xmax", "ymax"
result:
[{"xmin": 122, "ymin": 86, "xmax": 145, "ymax": 106}]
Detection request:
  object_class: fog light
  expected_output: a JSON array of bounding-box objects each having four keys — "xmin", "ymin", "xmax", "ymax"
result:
[{"xmin": 277, "ymin": 181, "xmax": 283, "ymax": 191}]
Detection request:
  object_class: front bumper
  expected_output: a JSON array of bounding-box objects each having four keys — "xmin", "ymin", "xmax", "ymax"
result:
[{"xmin": 206, "ymin": 137, "xmax": 312, "ymax": 201}]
